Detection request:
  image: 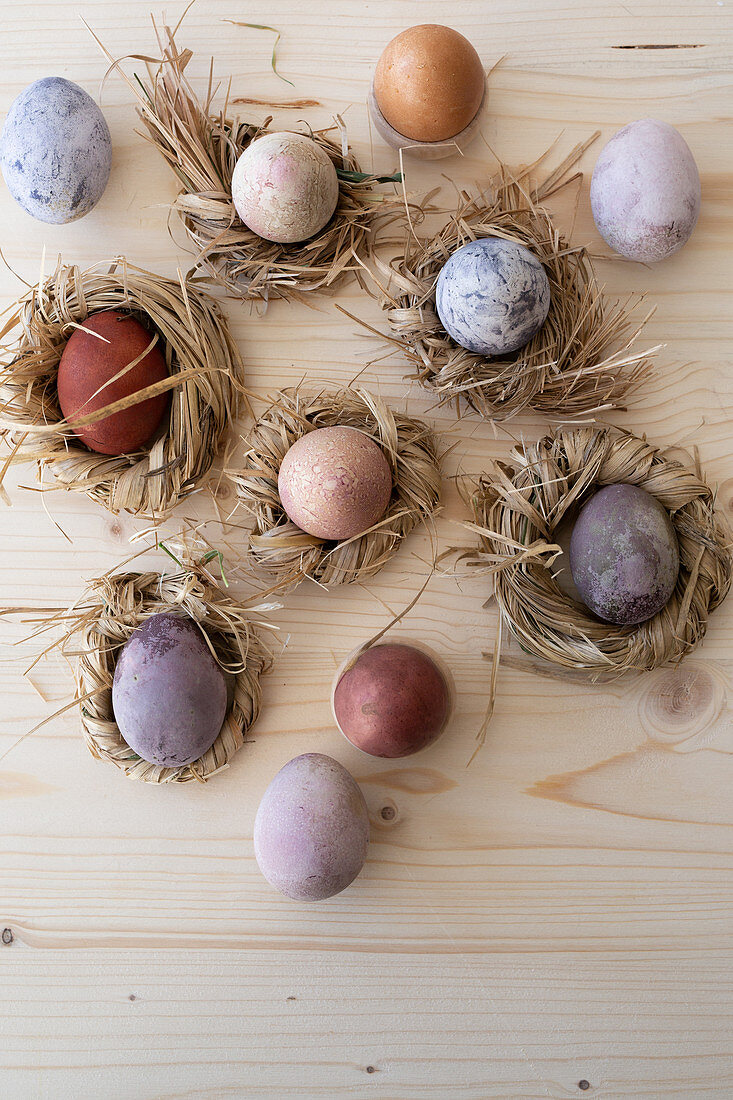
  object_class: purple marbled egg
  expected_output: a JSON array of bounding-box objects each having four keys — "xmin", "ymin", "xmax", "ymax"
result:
[
  {"xmin": 254, "ymin": 753, "xmax": 369, "ymax": 901},
  {"xmin": 590, "ymin": 119, "xmax": 700, "ymax": 262},
  {"xmin": 435, "ymin": 237, "xmax": 551, "ymax": 356},
  {"xmin": 569, "ymin": 483, "xmax": 680, "ymax": 626},
  {"xmin": 0, "ymin": 77, "xmax": 111, "ymax": 224}
]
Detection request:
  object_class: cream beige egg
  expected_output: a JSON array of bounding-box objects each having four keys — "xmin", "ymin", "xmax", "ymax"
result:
[{"xmin": 277, "ymin": 426, "xmax": 393, "ymax": 541}]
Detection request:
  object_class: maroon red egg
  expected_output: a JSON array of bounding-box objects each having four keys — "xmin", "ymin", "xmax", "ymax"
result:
[
  {"xmin": 56, "ymin": 309, "xmax": 169, "ymax": 455},
  {"xmin": 333, "ymin": 642, "xmax": 452, "ymax": 758}
]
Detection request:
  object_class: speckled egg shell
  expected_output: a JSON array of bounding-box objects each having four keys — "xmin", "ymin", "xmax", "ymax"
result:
[
  {"xmin": 569, "ymin": 483, "xmax": 680, "ymax": 626},
  {"xmin": 0, "ymin": 77, "xmax": 111, "ymax": 224},
  {"xmin": 590, "ymin": 119, "xmax": 701, "ymax": 262},
  {"xmin": 230, "ymin": 132, "xmax": 339, "ymax": 244},
  {"xmin": 277, "ymin": 426, "xmax": 393, "ymax": 541},
  {"xmin": 436, "ymin": 237, "xmax": 551, "ymax": 356},
  {"xmin": 112, "ymin": 613, "xmax": 228, "ymax": 769},
  {"xmin": 333, "ymin": 643, "xmax": 452, "ymax": 758},
  {"xmin": 254, "ymin": 753, "xmax": 369, "ymax": 901},
  {"xmin": 373, "ymin": 23, "xmax": 485, "ymax": 143},
  {"xmin": 56, "ymin": 310, "xmax": 169, "ymax": 456}
]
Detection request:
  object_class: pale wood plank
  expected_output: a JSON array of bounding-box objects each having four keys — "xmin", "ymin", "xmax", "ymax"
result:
[{"xmin": 0, "ymin": 0, "xmax": 732, "ymax": 1096}]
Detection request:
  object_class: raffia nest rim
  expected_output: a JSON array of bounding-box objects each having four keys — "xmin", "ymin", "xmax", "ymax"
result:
[
  {"xmin": 0, "ymin": 258, "xmax": 244, "ymax": 518},
  {"xmin": 373, "ymin": 135, "xmax": 658, "ymax": 422},
  {"xmin": 464, "ymin": 426, "xmax": 732, "ymax": 677},
  {"xmin": 230, "ymin": 386, "xmax": 443, "ymax": 591},
  {"xmin": 96, "ymin": 20, "xmax": 405, "ymax": 303},
  {"xmin": 74, "ymin": 562, "xmax": 273, "ymax": 784}
]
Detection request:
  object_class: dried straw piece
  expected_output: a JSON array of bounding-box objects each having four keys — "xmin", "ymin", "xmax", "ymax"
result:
[
  {"xmin": 66, "ymin": 561, "xmax": 272, "ymax": 783},
  {"xmin": 463, "ymin": 427, "xmax": 732, "ymax": 675},
  {"xmin": 0, "ymin": 259, "xmax": 244, "ymax": 517},
  {"xmin": 374, "ymin": 138, "xmax": 658, "ymax": 421},
  {"xmin": 230, "ymin": 387, "xmax": 442, "ymax": 590},
  {"xmin": 97, "ymin": 21, "xmax": 402, "ymax": 303}
]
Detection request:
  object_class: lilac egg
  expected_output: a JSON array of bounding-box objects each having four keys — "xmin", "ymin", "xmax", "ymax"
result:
[
  {"xmin": 112, "ymin": 613, "xmax": 228, "ymax": 768},
  {"xmin": 0, "ymin": 77, "xmax": 111, "ymax": 224},
  {"xmin": 435, "ymin": 237, "xmax": 551, "ymax": 356},
  {"xmin": 254, "ymin": 753, "xmax": 369, "ymax": 901},
  {"xmin": 569, "ymin": 483, "xmax": 680, "ymax": 625},
  {"xmin": 590, "ymin": 119, "xmax": 701, "ymax": 262}
]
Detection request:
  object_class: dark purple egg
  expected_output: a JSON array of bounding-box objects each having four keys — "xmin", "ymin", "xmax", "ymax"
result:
[
  {"xmin": 112, "ymin": 612, "xmax": 227, "ymax": 767},
  {"xmin": 569, "ymin": 483, "xmax": 679, "ymax": 625}
]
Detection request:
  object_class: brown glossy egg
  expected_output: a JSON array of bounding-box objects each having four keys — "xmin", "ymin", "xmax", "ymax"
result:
[
  {"xmin": 57, "ymin": 310, "xmax": 169, "ymax": 456},
  {"xmin": 277, "ymin": 426, "xmax": 393, "ymax": 541},
  {"xmin": 374, "ymin": 24, "xmax": 485, "ymax": 143}
]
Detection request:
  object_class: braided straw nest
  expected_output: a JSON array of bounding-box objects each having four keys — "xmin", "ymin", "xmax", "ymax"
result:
[
  {"xmin": 230, "ymin": 387, "xmax": 443, "ymax": 590},
  {"xmin": 464, "ymin": 427, "xmax": 732, "ymax": 675},
  {"xmin": 0, "ymin": 259, "xmax": 243, "ymax": 517},
  {"xmin": 96, "ymin": 21, "xmax": 402, "ymax": 303},
  {"xmin": 375, "ymin": 137, "xmax": 658, "ymax": 421},
  {"xmin": 71, "ymin": 557, "xmax": 273, "ymax": 783}
]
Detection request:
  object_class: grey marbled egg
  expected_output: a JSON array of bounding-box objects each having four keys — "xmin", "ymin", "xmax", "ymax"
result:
[
  {"xmin": 435, "ymin": 237, "xmax": 551, "ymax": 356},
  {"xmin": 0, "ymin": 77, "xmax": 111, "ymax": 224}
]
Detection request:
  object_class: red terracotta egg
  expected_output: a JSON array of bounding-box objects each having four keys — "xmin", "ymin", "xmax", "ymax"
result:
[
  {"xmin": 56, "ymin": 310, "xmax": 169, "ymax": 456},
  {"xmin": 333, "ymin": 642, "xmax": 452, "ymax": 758}
]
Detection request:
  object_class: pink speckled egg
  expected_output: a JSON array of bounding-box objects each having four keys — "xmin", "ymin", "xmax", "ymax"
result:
[
  {"xmin": 277, "ymin": 426, "xmax": 393, "ymax": 541},
  {"xmin": 230, "ymin": 131, "xmax": 339, "ymax": 244}
]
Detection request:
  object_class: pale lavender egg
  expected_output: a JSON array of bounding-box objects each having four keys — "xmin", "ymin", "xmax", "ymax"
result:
[
  {"xmin": 590, "ymin": 119, "xmax": 701, "ymax": 262},
  {"xmin": 254, "ymin": 753, "xmax": 369, "ymax": 901}
]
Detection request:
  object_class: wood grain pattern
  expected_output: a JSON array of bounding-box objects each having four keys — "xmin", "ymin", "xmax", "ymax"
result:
[{"xmin": 1, "ymin": 1, "xmax": 732, "ymax": 1096}]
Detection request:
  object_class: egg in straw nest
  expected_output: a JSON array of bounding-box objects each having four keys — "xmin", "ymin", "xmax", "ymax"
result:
[
  {"xmin": 229, "ymin": 386, "xmax": 443, "ymax": 591},
  {"xmin": 460, "ymin": 426, "xmax": 732, "ymax": 679},
  {"xmin": 92, "ymin": 18, "xmax": 405, "ymax": 304},
  {"xmin": 0, "ymin": 258, "xmax": 244, "ymax": 518},
  {"xmin": 1, "ymin": 540, "xmax": 276, "ymax": 784},
  {"xmin": 368, "ymin": 136, "xmax": 660, "ymax": 422}
]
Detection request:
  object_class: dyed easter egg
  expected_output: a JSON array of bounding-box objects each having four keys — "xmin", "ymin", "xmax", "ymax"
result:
[
  {"xmin": 0, "ymin": 77, "xmax": 111, "ymax": 224},
  {"xmin": 254, "ymin": 753, "xmax": 369, "ymax": 901},
  {"xmin": 590, "ymin": 119, "xmax": 701, "ymax": 262},
  {"xmin": 230, "ymin": 132, "xmax": 339, "ymax": 244},
  {"xmin": 374, "ymin": 24, "xmax": 484, "ymax": 142},
  {"xmin": 333, "ymin": 643, "xmax": 452, "ymax": 758},
  {"xmin": 436, "ymin": 237, "xmax": 551, "ymax": 356},
  {"xmin": 569, "ymin": 483, "xmax": 680, "ymax": 625},
  {"xmin": 112, "ymin": 613, "xmax": 228, "ymax": 768},
  {"xmin": 277, "ymin": 426, "xmax": 393, "ymax": 541},
  {"xmin": 56, "ymin": 310, "xmax": 169, "ymax": 456}
]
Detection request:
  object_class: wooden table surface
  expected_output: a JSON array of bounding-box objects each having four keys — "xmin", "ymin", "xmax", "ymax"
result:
[{"xmin": 1, "ymin": 1, "xmax": 732, "ymax": 1097}]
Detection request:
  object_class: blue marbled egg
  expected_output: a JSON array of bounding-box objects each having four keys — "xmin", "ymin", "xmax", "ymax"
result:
[
  {"xmin": 0, "ymin": 77, "xmax": 111, "ymax": 224},
  {"xmin": 435, "ymin": 237, "xmax": 551, "ymax": 356}
]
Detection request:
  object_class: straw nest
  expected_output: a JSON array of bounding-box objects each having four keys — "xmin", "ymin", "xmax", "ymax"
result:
[
  {"xmin": 67, "ymin": 557, "xmax": 272, "ymax": 783},
  {"xmin": 0, "ymin": 259, "xmax": 244, "ymax": 517},
  {"xmin": 230, "ymin": 387, "xmax": 443, "ymax": 590},
  {"xmin": 374, "ymin": 137, "xmax": 657, "ymax": 421},
  {"xmin": 97, "ymin": 21, "xmax": 402, "ymax": 303},
  {"xmin": 464, "ymin": 427, "xmax": 732, "ymax": 676}
]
